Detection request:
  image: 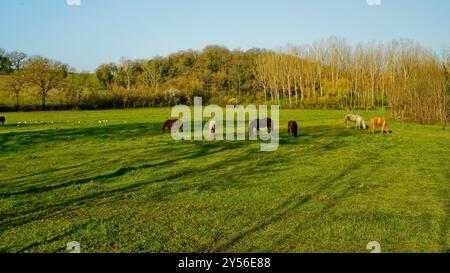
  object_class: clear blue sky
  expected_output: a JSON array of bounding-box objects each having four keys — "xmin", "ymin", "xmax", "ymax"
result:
[{"xmin": 1, "ymin": 0, "xmax": 449, "ymax": 71}]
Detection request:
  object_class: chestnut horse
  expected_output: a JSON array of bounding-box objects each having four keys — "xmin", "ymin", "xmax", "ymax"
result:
[
  {"xmin": 288, "ymin": 121, "xmax": 298, "ymax": 137},
  {"xmin": 370, "ymin": 117, "xmax": 391, "ymax": 134},
  {"xmin": 161, "ymin": 119, "xmax": 183, "ymax": 133}
]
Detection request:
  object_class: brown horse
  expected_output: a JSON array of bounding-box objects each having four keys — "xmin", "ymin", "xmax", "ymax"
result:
[
  {"xmin": 288, "ymin": 121, "xmax": 298, "ymax": 137},
  {"xmin": 161, "ymin": 119, "xmax": 183, "ymax": 133},
  {"xmin": 0, "ymin": 116, "xmax": 5, "ymax": 126},
  {"xmin": 249, "ymin": 118, "xmax": 272, "ymax": 138},
  {"xmin": 370, "ymin": 117, "xmax": 391, "ymax": 134}
]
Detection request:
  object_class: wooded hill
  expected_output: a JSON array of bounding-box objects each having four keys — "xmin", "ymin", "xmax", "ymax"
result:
[{"xmin": 1, "ymin": 37, "xmax": 449, "ymax": 125}]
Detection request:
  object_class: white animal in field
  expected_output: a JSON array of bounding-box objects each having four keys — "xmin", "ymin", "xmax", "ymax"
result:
[
  {"xmin": 345, "ymin": 114, "xmax": 367, "ymax": 130},
  {"xmin": 208, "ymin": 119, "xmax": 216, "ymax": 138}
]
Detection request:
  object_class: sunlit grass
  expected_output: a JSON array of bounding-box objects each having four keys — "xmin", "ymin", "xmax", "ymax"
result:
[{"xmin": 0, "ymin": 108, "xmax": 449, "ymax": 253}]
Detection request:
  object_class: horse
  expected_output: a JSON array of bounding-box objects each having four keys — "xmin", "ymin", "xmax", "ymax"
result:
[
  {"xmin": 345, "ymin": 114, "xmax": 367, "ymax": 130},
  {"xmin": 288, "ymin": 121, "xmax": 298, "ymax": 138},
  {"xmin": 208, "ymin": 119, "xmax": 216, "ymax": 137},
  {"xmin": 249, "ymin": 118, "xmax": 272, "ymax": 139},
  {"xmin": 0, "ymin": 116, "xmax": 5, "ymax": 126},
  {"xmin": 161, "ymin": 119, "xmax": 183, "ymax": 133},
  {"xmin": 370, "ymin": 117, "xmax": 391, "ymax": 134}
]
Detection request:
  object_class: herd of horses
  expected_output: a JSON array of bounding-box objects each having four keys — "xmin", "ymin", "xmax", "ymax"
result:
[
  {"xmin": 0, "ymin": 114, "xmax": 391, "ymax": 136},
  {"xmin": 161, "ymin": 114, "xmax": 391, "ymax": 138},
  {"xmin": 345, "ymin": 114, "xmax": 392, "ymax": 134}
]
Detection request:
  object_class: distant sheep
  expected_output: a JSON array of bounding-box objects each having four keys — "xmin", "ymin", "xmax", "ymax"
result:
[{"xmin": 0, "ymin": 116, "xmax": 5, "ymax": 125}]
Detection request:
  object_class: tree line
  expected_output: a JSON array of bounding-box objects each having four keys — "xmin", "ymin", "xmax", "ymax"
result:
[
  {"xmin": 0, "ymin": 38, "xmax": 449, "ymax": 126},
  {"xmin": 257, "ymin": 38, "xmax": 449, "ymax": 125}
]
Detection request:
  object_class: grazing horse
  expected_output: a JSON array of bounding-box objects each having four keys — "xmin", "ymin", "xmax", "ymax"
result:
[
  {"xmin": 0, "ymin": 116, "xmax": 5, "ymax": 126},
  {"xmin": 161, "ymin": 119, "xmax": 183, "ymax": 133},
  {"xmin": 249, "ymin": 118, "xmax": 272, "ymax": 139},
  {"xmin": 208, "ymin": 119, "xmax": 216, "ymax": 137},
  {"xmin": 288, "ymin": 121, "xmax": 298, "ymax": 138},
  {"xmin": 345, "ymin": 114, "xmax": 367, "ymax": 130},
  {"xmin": 370, "ymin": 117, "xmax": 391, "ymax": 134}
]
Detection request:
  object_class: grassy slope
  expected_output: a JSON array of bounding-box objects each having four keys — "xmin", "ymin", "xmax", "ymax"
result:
[
  {"xmin": 0, "ymin": 109, "xmax": 449, "ymax": 253},
  {"xmin": 0, "ymin": 73, "xmax": 98, "ymax": 108}
]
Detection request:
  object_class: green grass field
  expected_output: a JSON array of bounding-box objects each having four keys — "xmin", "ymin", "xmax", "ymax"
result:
[{"xmin": 0, "ymin": 108, "xmax": 449, "ymax": 253}]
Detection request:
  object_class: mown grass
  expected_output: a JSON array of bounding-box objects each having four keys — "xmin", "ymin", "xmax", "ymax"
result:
[{"xmin": 0, "ymin": 108, "xmax": 449, "ymax": 253}]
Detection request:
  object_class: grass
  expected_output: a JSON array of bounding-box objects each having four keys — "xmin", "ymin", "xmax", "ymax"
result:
[{"xmin": 0, "ymin": 108, "xmax": 449, "ymax": 253}]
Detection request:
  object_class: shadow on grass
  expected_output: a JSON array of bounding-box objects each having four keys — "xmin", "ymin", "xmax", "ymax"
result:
[
  {"xmin": 0, "ymin": 140, "xmax": 249, "ymax": 198},
  {"xmin": 213, "ymin": 152, "xmax": 377, "ymax": 252},
  {"xmin": 0, "ymin": 122, "xmax": 161, "ymax": 154},
  {"xmin": 14, "ymin": 220, "xmax": 94, "ymax": 253},
  {"xmin": 0, "ymin": 140, "xmax": 258, "ymax": 232},
  {"xmin": 0, "ymin": 163, "xmax": 86, "ymax": 184},
  {"xmin": 0, "ymin": 123, "xmax": 381, "ymax": 251}
]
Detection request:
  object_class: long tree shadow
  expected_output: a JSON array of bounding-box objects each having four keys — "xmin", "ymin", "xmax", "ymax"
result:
[
  {"xmin": 5, "ymin": 145, "xmax": 294, "ymax": 251},
  {"xmin": 261, "ymin": 150, "xmax": 389, "ymax": 251},
  {"xmin": 0, "ymin": 141, "xmax": 247, "ymax": 198},
  {"xmin": 1, "ymin": 122, "xmax": 382, "ymax": 251},
  {"xmin": 0, "ymin": 163, "xmax": 86, "ymax": 184},
  {"xmin": 0, "ymin": 122, "xmax": 161, "ymax": 154},
  {"xmin": 0, "ymin": 141, "xmax": 256, "ymax": 232},
  {"xmin": 213, "ymin": 156, "xmax": 368, "ymax": 252}
]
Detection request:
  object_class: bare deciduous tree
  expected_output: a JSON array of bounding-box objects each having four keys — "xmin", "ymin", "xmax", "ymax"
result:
[
  {"xmin": 24, "ymin": 57, "xmax": 68, "ymax": 111},
  {"xmin": 8, "ymin": 51, "xmax": 27, "ymax": 73}
]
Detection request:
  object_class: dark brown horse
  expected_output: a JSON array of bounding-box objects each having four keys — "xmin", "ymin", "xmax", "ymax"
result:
[
  {"xmin": 0, "ymin": 116, "xmax": 5, "ymax": 126},
  {"xmin": 161, "ymin": 119, "xmax": 183, "ymax": 133},
  {"xmin": 288, "ymin": 121, "xmax": 298, "ymax": 137},
  {"xmin": 249, "ymin": 118, "xmax": 272, "ymax": 138}
]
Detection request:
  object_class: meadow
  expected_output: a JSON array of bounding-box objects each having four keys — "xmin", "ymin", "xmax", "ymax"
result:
[{"xmin": 0, "ymin": 108, "xmax": 449, "ymax": 253}]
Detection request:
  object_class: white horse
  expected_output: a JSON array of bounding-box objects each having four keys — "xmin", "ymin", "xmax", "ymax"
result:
[
  {"xmin": 345, "ymin": 114, "xmax": 367, "ymax": 130},
  {"xmin": 208, "ymin": 119, "xmax": 216, "ymax": 138}
]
